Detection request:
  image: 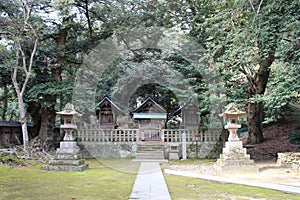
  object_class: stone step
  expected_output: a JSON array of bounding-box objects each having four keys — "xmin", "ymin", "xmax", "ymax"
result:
[
  {"xmin": 137, "ymin": 150, "xmax": 164, "ymax": 154},
  {"xmin": 54, "ymin": 154, "xmax": 82, "ymax": 160},
  {"xmin": 136, "ymin": 147, "xmax": 164, "ymax": 151},
  {"xmin": 219, "ymin": 154, "xmax": 251, "ymax": 160},
  {"xmin": 43, "ymin": 163, "xmax": 89, "ymax": 172},
  {"xmin": 136, "ymin": 150, "xmax": 164, "ymax": 154},
  {"xmin": 136, "ymin": 142, "xmax": 165, "ymax": 160},
  {"xmin": 136, "ymin": 154, "xmax": 164, "ymax": 158},
  {"xmin": 137, "ymin": 145, "xmax": 164, "ymax": 151},
  {"xmin": 56, "ymin": 148, "xmax": 80, "ymax": 154},
  {"xmin": 217, "ymin": 158, "xmax": 254, "ymax": 166},
  {"xmin": 49, "ymin": 159, "xmax": 85, "ymax": 166},
  {"xmin": 136, "ymin": 151, "xmax": 164, "ymax": 158},
  {"xmin": 132, "ymin": 159, "xmax": 168, "ymax": 164}
]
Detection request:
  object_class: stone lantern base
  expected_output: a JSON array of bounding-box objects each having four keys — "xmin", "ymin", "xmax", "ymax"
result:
[
  {"xmin": 169, "ymin": 144, "xmax": 179, "ymax": 160},
  {"xmin": 43, "ymin": 141, "xmax": 89, "ymax": 172},
  {"xmin": 216, "ymin": 140, "xmax": 256, "ymax": 172}
]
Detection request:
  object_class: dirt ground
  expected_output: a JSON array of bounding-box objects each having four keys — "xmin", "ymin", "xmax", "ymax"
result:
[
  {"xmin": 224, "ymin": 163, "xmax": 300, "ymax": 185},
  {"xmin": 165, "ymin": 161, "xmax": 300, "ymax": 186},
  {"xmin": 235, "ymin": 105, "xmax": 299, "ymax": 162},
  {"xmin": 165, "ymin": 112, "xmax": 300, "ymax": 186}
]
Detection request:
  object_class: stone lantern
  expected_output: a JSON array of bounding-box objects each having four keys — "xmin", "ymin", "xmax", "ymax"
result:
[
  {"xmin": 56, "ymin": 102, "xmax": 81, "ymax": 142},
  {"xmin": 219, "ymin": 103, "xmax": 246, "ymax": 142},
  {"xmin": 216, "ymin": 103, "xmax": 255, "ymax": 172},
  {"xmin": 44, "ymin": 103, "xmax": 88, "ymax": 171}
]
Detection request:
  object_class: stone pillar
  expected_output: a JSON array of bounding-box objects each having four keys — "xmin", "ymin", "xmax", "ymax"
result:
[{"xmin": 182, "ymin": 132, "xmax": 187, "ymax": 160}]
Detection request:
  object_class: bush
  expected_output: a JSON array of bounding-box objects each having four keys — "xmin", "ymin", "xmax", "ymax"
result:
[
  {"xmin": 0, "ymin": 151, "xmax": 27, "ymax": 167},
  {"xmin": 289, "ymin": 130, "xmax": 300, "ymax": 148}
]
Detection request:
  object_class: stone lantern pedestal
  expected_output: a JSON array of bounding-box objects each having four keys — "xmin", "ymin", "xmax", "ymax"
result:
[
  {"xmin": 44, "ymin": 103, "xmax": 88, "ymax": 171},
  {"xmin": 216, "ymin": 103, "xmax": 255, "ymax": 172}
]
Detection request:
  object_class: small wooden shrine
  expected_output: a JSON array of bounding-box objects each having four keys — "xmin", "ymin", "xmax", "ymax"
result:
[
  {"xmin": 132, "ymin": 96, "xmax": 167, "ymax": 141},
  {"xmin": 173, "ymin": 102, "xmax": 200, "ymax": 129},
  {"xmin": 96, "ymin": 95, "xmax": 125, "ymax": 129},
  {"xmin": 0, "ymin": 122, "xmax": 26, "ymax": 147}
]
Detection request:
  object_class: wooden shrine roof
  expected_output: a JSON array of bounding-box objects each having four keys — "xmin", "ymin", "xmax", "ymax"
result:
[
  {"xmin": 132, "ymin": 96, "xmax": 167, "ymax": 120},
  {"xmin": 96, "ymin": 95, "xmax": 125, "ymax": 115}
]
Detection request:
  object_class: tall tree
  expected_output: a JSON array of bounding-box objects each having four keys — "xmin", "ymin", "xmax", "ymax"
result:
[
  {"xmin": 203, "ymin": 0, "xmax": 299, "ymax": 143},
  {"xmin": 0, "ymin": 0, "xmax": 39, "ymax": 151},
  {"xmin": 162, "ymin": 0, "xmax": 300, "ymax": 143}
]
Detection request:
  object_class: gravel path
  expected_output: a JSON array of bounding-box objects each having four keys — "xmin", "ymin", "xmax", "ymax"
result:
[{"xmin": 163, "ymin": 161, "xmax": 300, "ymax": 185}]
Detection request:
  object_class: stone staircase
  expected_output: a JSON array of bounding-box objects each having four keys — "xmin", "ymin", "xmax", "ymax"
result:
[{"xmin": 134, "ymin": 142, "xmax": 168, "ymax": 163}]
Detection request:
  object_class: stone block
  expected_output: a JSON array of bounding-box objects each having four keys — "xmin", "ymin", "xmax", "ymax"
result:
[
  {"xmin": 60, "ymin": 141, "xmax": 78, "ymax": 149},
  {"xmin": 169, "ymin": 144, "xmax": 179, "ymax": 160},
  {"xmin": 169, "ymin": 152, "xmax": 179, "ymax": 160},
  {"xmin": 43, "ymin": 164, "xmax": 89, "ymax": 172},
  {"xmin": 216, "ymin": 141, "xmax": 254, "ymax": 172},
  {"xmin": 277, "ymin": 152, "xmax": 300, "ymax": 171},
  {"xmin": 56, "ymin": 147, "xmax": 80, "ymax": 154},
  {"xmin": 49, "ymin": 159, "xmax": 85, "ymax": 166},
  {"xmin": 54, "ymin": 154, "xmax": 82, "ymax": 160}
]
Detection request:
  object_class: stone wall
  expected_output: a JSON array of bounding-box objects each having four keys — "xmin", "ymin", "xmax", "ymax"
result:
[
  {"xmin": 78, "ymin": 142, "xmax": 137, "ymax": 158},
  {"xmin": 78, "ymin": 141, "xmax": 221, "ymax": 159},
  {"xmin": 277, "ymin": 152, "xmax": 300, "ymax": 171},
  {"xmin": 164, "ymin": 141, "xmax": 221, "ymax": 159}
]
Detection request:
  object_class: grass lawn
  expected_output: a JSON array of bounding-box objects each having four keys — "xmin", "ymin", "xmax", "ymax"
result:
[
  {"xmin": 165, "ymin": 174, "xmax": 300, "ymax": 200},
  {"xmin": 1, "ymin": 158, "xmax": 300, "ymax": 200},
  {"xmin": 0, "ymin": 159, "xmax": 139, "ymax": 200}
]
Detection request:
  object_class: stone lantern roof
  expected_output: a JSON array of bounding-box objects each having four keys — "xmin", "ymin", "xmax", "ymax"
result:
[
  {"xmin": 56, "ymin": 103, "xmax": 82, "ymax": 117},
  {"xmin": 219, "ymin": 103, "xmax": 246, "ymax": 118}
]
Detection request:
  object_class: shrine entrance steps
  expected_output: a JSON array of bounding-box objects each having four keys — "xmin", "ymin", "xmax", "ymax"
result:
[{"xmin": 133, "ymin": 142, "xmax": 168, "ymax": 163}]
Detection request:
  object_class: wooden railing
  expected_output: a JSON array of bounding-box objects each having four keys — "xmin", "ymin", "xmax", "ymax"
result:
[
  {"xmin": 77, "ymin": 128, "xmax": 221, "ymax": 143},
  {"xmin": 162, "ymin": 129, "xmax": 221, "ymax": 142},
  {"xmin": 78, "ymin": 129, "xmax": 138, "ymax": 142}
]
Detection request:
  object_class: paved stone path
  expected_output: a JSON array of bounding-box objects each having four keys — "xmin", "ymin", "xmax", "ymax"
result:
[{"xmin": 129, "ymin": 162, "xmax": 171, "ymax": 200}]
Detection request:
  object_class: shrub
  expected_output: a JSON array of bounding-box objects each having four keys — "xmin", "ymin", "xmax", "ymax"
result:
[
  {"xmin": 289, "ymin": 130, "xmax": 300, "ymax": 148},
  {"xmin": 0, "ymin": 152, "xmax": 27, "ymax": 167}
]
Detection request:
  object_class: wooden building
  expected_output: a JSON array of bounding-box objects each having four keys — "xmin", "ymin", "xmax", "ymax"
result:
[
  {"xmin": 173, "ymin": 102, "xmax": 200, "ymax": 129},
  {"xmin": 0, "ymin": 122, "xmax": 33, "ymax": 147},
  {"xmin": 132, "ymin": 96, "xmax": 167, "ymax": 141},
  {"xmin": 95, "ymin": 95, "xmax": 125, "ymax": 129}
]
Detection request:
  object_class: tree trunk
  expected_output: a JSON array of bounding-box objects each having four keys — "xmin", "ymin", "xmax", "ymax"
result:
[
  {"xmin": 17, "ymin": 95, "xmax": 29, "ymax": 151},
  {"xmin": 246, "ymin": 54, "xmax": 274, "ymax": 144},
  {"xmin": 247, "ymin": 102, "xmax": 264, "ymax": 144},
  {"xmin": 27, "ymin": 102, "xmax": 41, "ymax": 138},
  {"xmin": 1, "ymin": 85, "xmax": 8, "ymax": 121},
  {"xmin": 39, "ymin": 106, "xmax": 56, "ymax": 146},
  {"xmin": 37, "ymin": 25, "xmax": 67, "ymax": 145}
]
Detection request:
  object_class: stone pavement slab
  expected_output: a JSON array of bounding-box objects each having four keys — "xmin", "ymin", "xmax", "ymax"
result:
[
  {"xmin": 130, "ymin": 162, "xmax": 171, "ymax": 200},
  {"xmin": 164, "ymin": 169, "xmax": 300, "ymax": 195}
]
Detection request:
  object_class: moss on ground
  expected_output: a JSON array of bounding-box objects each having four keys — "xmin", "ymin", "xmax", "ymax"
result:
[
  {"xmin": 1, "ymin": 158, "xmax": 300, "ymax": 200},
  {"xmin": 0, "ymin": 159, "xmax": 138, "ymax": 200}
]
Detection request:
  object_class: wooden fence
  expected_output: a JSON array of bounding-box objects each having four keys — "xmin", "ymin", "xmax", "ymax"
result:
[
  {"xmin": 77, "ymin": 128, "xmax": 221, "ymax": 143},
  {"xmin": 78, "ymin": 129, "xmax": 137, "ymax": 142},
  {"xmin": 162, "ymin": 129, "xmax": 221, "ymax": 142}
]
